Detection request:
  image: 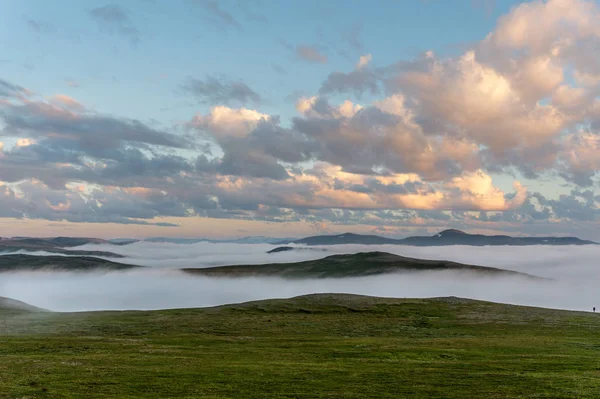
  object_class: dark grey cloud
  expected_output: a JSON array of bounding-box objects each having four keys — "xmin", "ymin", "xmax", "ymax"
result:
[
  {"xmin": 332, "ymin": 178, "xmax": 430, "ymax": 196},
  {"xmin": 0, "ymin": 101, "xmax": 189, "ymax": 150},
  {"xmin": 217, "ymin": 151, "xmax": 290, "ymax": 180},
  {"xmin": 182, "ymin": 75, "xmax": 262, "ymax": 105},
  {"xmin": 195, "ymin": 0, "xmax": 242, "ymax": 31},
  {"xmin": 0, "ymin": 78, "xmax": 28, "ymax": 98},
  {"xmin": 532, "ymin": 191, "xmax": 599, "ymax": 222},
  {"xmin": 319, "ymin": 69, "xmax": 380, "ymax": 97},
  {"xmin": 89, "ymin": 4, "xmax": 140, "ymax": 44},
  {"xmin": 26, "ymin": 19, "xmax": 54, "ymax": 34},
  {"xmin": 295, "ymin": 45, "xmax": 328, "ymax": 64},
  {"xmin": 292, "ymin": 99, "xmax": 477, "ymax": 180},
  {"xmin": 0, "ymin": 180, "xmax": 181, "ymax": 226},
  {"xmin": 209, "ymin": 126, "xmax": 313, "ymax": 180}
]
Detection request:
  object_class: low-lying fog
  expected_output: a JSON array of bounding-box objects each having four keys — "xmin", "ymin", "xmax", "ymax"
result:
[{"xmin": 1, "ymin": 242, "xmax": 599, "ymax": 312}]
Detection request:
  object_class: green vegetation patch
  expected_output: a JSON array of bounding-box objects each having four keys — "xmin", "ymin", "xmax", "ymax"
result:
[
  {"xmin": 183, "ymin": 251, "xmax": 544, "ymax": 279},
  {"xmin": 1, "ymin": 294, "xmax": 599, "ymax": 398}
]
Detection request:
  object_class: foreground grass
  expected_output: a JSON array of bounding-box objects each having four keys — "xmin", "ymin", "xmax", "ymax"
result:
[{"xmin": 1, "ymin": 294, "xmax": 600, "ymax": 398}]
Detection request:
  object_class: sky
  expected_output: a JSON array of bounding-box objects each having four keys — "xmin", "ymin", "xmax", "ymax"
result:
[{"xmin": 0, "ymin": 0, "xmax": 599, "ymax": 239}]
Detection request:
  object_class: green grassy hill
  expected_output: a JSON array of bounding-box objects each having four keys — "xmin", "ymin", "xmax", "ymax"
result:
[
  {"xmin": 183, "ymin": 251, "xmax": 544, "ymax": 279},
  {"xmin": 1, "ymin": 294, "xmax": 599, "ymax": 398},
  {"xmin": 0, "ymin": 296, "xmax": 47, "ymax": 314},
  {"xmin": 0, "ymin": 254, "xmax": 141, "ymax": 272}
]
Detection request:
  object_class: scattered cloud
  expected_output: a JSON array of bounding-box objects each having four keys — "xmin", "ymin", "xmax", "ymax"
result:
[
  {"xmin": 356, "ymin": 54, "xmax": 372, "ymax": 70},
  {"xmin": 342, "ymin": 22, "xmax": 363, "ymax": 51},
  {"xmin": 182, "ymin": 75, "xmax": 262, "ymax": 105},
  {"xmin": 89, "ymin": 4, "xmax": 140, "ymax": 44},
  {"xmin": 26, "ymin": 19, "xmax": 53, "ymax": 34},
  {"xmin": 0, "ymin": 78, "xmax": 30, "ymax": 98},
  {"xmin": 195, "ymin": 0, "xmax": 242, "ymax": 31},
  {"xmin": 295, "ymin": 45, "xmax": 328, "ymax": 64},
  {"xmin": 1, "ymin": 0, "xmax": 599, "ymax": 235}
]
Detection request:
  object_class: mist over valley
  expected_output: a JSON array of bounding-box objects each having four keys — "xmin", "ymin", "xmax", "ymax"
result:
[{"xmin": 1, "ymin": 240, "xmax": 598, "ymax": 313}]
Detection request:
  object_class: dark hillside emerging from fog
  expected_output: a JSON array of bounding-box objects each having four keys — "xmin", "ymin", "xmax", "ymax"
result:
[
  {"xmin": 0, "ymin": 255, "xmax": 141, "ymax": 272},
  {"xmin": 183, "ymin": 251, "xmax": 544, "ymax": 280}
]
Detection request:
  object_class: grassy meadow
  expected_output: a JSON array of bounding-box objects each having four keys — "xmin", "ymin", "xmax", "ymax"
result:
[{"xmin": 1, "ymin": 294, "xmax": 600, "ymax": 398}]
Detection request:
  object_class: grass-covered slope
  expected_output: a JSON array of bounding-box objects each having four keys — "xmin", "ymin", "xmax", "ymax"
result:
[
  {"xmin": 0, "ymin": 254, "xmax": 141, "ymax": 272},
  {"xmin": 1, "ymin": 294, "xmax": 600, "ymax": 398},
  {"xmin": 0, "ymin": 296, "xmax": 46, "ymax": 314},
  {"xmin": 183, "ymin": 251, "xmax": 543, "ymax": 279}
]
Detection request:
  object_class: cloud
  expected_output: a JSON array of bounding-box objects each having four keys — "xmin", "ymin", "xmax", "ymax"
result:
[
  {"xmin": 342, "ymin": 22, "xmax": 363, "ymax": 51},
  {"xmin": 356, "ymin": 54, "xmax": 372, "ymax": 70},
  {"xmin": 319, "ymin": 69, "xmax": 379, "ymax": 97},
  {"xmin": 190, "ymin": 105, "xmax": 313, "ymax": 180},
  {"xmin": 0, "ymin": 179, "xmax": 185, "ymax": 225},
  {"xmin": 292, "ymin": 97, "xmax": 480, "ymax": 180},
  {"xmin": 2, "ymin": 0, "xmax": 600, "ymax": 233},
  {"xmin": 182, "ymin": 75, "xmax": 262, "ymax": 105},
  {"xmin": 0, "ymin": 79, "xmax": 30, "ymax": 98},
  {"xmin": 50, "ymin": 94, "xmax": 85, "ymax": 111},
  {"xmin": 26, "ymin": 19, "xmax": 53, "ymax": 34},
  {"xmin": 195, "ymin": 0, "xmax": 242, "ymax": 31},
  {"xmin": 558, "ymin": 132, "xmax": 600, "ymax": 186},
  {"xmin": 295, "ymin": 45, "xmax": 328, "ymax": 64},
  {"xmin": 0, "ymin": 99, "xmax": 188, "ymax": 150},
  {"xmin": 3, "ymin": 244, "xmax": 600, "ymax": 313},
  {"xmin": 89, "ymin": 4, "xmax": 140, "ymax": 44}
]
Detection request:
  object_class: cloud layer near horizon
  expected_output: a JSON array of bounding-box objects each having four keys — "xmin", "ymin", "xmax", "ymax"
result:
[
  {"xmin": 0, "ymin": 0, "xmax": 598, "ymax": 238},
  {"xmin": 1, "ymin": 243, "xmax": 599, "ymax": 312}
]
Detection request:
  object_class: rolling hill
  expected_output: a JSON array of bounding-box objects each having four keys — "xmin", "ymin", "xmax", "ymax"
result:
[
  {"xmin": 0, "ymin": 296, "xmax": 46, "ymax": 313},
  {"xmin": 182, "ymin": 251, "xmax": 544, "ymax": 279},
  {"xmin": 1, "ymin": 293, "xmax": 599, "ymax": 398},
  {"xmin": 0, "ymin": 255, "xmax": 141, "ymax": 272}
]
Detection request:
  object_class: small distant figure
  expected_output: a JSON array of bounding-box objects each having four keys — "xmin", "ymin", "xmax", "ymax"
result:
[{"xmin": 594, "ymin": 307, "xmax": 596, "ymax": 313}]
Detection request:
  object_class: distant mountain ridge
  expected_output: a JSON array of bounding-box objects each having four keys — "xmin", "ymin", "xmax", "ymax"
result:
[{"xmin": 277, "ymin": 229, "xmax": 597, "ymax": 246}]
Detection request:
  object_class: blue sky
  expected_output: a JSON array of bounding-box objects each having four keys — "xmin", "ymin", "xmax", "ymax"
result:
[
  {"xmin": 1, "ymin": 0, "xmax": 522, "ymax": 123},
  {"xmin": 0, "ymin": 0, "xmax": 598, "ymax": 239}
]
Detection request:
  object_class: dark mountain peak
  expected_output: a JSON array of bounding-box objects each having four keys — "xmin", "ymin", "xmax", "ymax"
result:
[{"xmin": 435, "ymin": 229, "xmax": 468, "ymax": 237}]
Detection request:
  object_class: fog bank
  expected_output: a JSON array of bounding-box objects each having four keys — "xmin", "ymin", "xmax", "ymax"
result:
[
  {"xmin": 1, "ymin": 243, "xmax": 599, "ymax": 312},
  {"xmin": 0, "ymin": 268, "xmax": 595, "ymax": 313},
  {"xmin": 74, "ymin": 241, "xmax": 600, "ymax": 281}
]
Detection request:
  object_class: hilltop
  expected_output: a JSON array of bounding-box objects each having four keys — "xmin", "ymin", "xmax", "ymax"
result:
[
  {"xmin": 0, "ymin": 251, "xmax": 542, "ymax": 279},
  {"xmin": 278, "ymin": 229, "xmax": 597, "ymax": 246},
  {"xmin": 0, "ymin": 296, "xmax": 46, "ymax": 313},
  {"xmin": 182, "ymin": 251, "xmax": 543, "ymax": 279},
  {"xmin": 1, "ymin": 293, "xmax": 600, "ymax": 398},
  {"xmin": 0, "ymin": 254, "xmax": 141, "ymax": 272}
]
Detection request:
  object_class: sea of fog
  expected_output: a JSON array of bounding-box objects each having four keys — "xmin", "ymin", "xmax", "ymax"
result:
[{"xmin": 1, "ymin": 242, "xmax": 599, "ymax": 312}]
